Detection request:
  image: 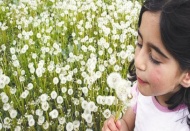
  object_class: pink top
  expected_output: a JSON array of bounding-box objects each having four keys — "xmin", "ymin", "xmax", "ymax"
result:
[{"xmin": 132, "ymin": 83, "xmax": 189, "ymax": 131}]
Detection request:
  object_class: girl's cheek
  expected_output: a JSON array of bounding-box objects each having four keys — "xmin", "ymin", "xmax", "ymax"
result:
[{"xmin": 149, "ymin": 68, "xmax": 161, "ymax": 85}]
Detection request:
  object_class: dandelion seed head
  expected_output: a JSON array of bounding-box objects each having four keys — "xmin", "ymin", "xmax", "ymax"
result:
[
  {"xmin": 66, "ymin": 122, "xmax": 74, "ymax": 131},
  {"xmin": 68, "ymin": 88, "xmax": 73, "ymax": 95},
  {"xmin": 61, "ymin": 87, "xmax": 67, "ymax": 93},
  {"xmin": 20, "ymin": 90, "xmax": 29, "ymax": 99},
  {"xmin": 50, "ymin": 91, "xmax": 57, "ymax": 99},
  {"xmin": 42, "ymin": 121, "xmax": 49, "ymax": 130},
  {"xmin": 107, "ymin": 72, "xmax": 122, "ymax": 89},
  {"xmin": 1, "ymin": 94, "xmax": 9, "ymax": 103},
  {"xmin": 49, "ymin": 109, "xmax": 58, "ymax": 119},
  {"xmin": 36, "ymin": 109, "xmax": 43, "ymax": 116},
  {"xmin": 56, "ymin": 96, "xmax": 63, "ymax": 104},
  {"xmin": 14, "ymin": 126, "xmax": 21, "ymax": 131},
  {"xmin": 40, "ymin": 94, "xmax": 48, "ymax": 102},
  {"xmin": 37, "ymin": 116, "xmax": 45, "ymax": 125},
  {"xmin": 115, "ymin": 79, "xmax": 132, "ymax": 102},
  {"xmin": 41, "ymin": 101, "xmax": 49, "ymax": 111},
  {"xmin": 3, "ymin": 103, "xmax": 10, "ymax": 111},
  {"xmin": 103, "ymin": 109, "xmax": 111, "ymax": 119},
  {"xmin": 27, "ymin": 83, "xmax": 33, "ymax": 90},
  {"xmin": 9, "ymin": 109, "xmax": 17, "ymax": 118}
]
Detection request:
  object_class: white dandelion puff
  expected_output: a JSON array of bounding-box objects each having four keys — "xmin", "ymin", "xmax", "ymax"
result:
[
  {"xmin": 107, "ymin": 72, "xmax": 122, "ymax": 89},
  {"xmin": 50, "ymin": 91, "xmax": 57, "ymax": 99},
  {"xmin": 49, "ymin": 109, "xmax": 59, "ymax": 119},
  {"xmin": 66, "ymin": 122, "xmax": 74, "ymax": 131},
  {"xmin": 115, "ymin": 79, "xmax": 132, "ymax": 103},
  {"xmin": 103, "ymin": 109, "xmax": 111, "ymax": 119}
]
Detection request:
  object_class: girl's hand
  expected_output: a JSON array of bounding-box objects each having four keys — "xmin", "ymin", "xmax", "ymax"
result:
[{"xmin": 102, "ymin": 116, "xmax": 129, "ymax": 131}]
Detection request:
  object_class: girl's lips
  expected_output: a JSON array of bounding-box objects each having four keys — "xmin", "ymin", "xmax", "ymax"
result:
[{"xmin": 137, "ymin": 77, "xmax": 148, "ymax": 84}]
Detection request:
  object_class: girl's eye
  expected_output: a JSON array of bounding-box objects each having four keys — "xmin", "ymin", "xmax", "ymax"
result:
[
  {"xmin": 149, "ymin": 52, "xmax": 161, "ymax": 65},
  {"xmin": 136, "ymin": 42, "xmax": 142, "ymax": 48}
]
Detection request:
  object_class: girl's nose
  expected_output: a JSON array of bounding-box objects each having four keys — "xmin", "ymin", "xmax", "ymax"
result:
[{"xmin": 135, "ymin": 52, "xmax": 146, "ymax": 71}]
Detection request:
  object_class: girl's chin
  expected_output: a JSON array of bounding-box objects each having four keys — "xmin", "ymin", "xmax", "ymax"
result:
[{"xmin": 137, "ymin": 83, "xmax": 151, "ymax": 96}]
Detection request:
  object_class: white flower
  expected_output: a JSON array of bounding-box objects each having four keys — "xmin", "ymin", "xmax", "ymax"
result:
[
  {"xmin": 43, "ymin": 121, "xmax": 49, "ymax": 130},
  {"xmin": 35, "ymin": 109, "xmax": 43, "ymax": 116},
  {"xmin": 0, "ymin": 74, "xmax": 10, "ymax": 89},
  {"xmin": 85, "ymin": 114, "xmax": 92, "ymax": 123},
  {"xmin": 73, "ymin": 120, "xmax": 80, "ymax": 129},
  {"xmin": 41, "ymin": 101, "xmax": 49, "ymax": 111},
  {"xmin": 37, "ymin": 33, "xmax": 41, "ymax": 38},
  {"xmin": 10, "ymin": 87, "xmax": 16, "ymax": 94},
  {"xmin": 81, "ymin": 100, "xmax": 88, "ymax": 109},
  {"xmin": 27, "ymin": 83, "xmax": 33, "ymax": 90},
  {"xmin": 105, "ymin": 96, "xmax": 115, "ymax": 106},
  {"xmin": 127, "ymin": 45, "xmax": 134, "ymax": 52},
  {"xmin": 26, "ymin": 115, "xmax": 33, "ymax": 121},
  {"xmin": 30, "ymin": 67, "xmax": 35, "ymax": 74},
  {"xmin": 13, "ymin": 60, "xmax": 20, "ymax": 67},
  {"xmin": 61, "ymin": 87, "xmax": 67, "ymax": 93},
  {"xmin": 107, "ymin": 72, "xmax": 122, "ymax": 89},
  {"xmin": 35, "ymin": 67, "xmax": 44, "ymax": 77},
  {"xmin": 28, "ymin": 118, "xmax": 35, "ymax": 127},
  {"xmin": 73, "ymin": 99, "xmax": 79, "ymax": 105},
  {"xmin": 108, "ymin": 56, "xmax": 116, "ymax": 65},
  {"xmin": 57, "ymin": 96, "xmax": 63, "ymax": 104},
  {"xmin": 86, "ymin": 129, "xmax": 93, "ymax": 131},
  {"xmin": 50, "ymin": 91, "xmax": 57, "ymax": 99},
  {"xmin": 12, "ymin": 55, "xmax": 17, "ymax": 60},
  {"xmin": 87, "ymin": 101, "xmax": 96, "ymax": 112},
  {"xmin": 4, "ymin": 117, "xmax": 11, "ymax": 125},
  {"xmin": 1, "ymin": 75, "xmax": 7, "ymax": 83},
  {"xmin": 20, "ymin": 90, "xmax": 29, "ymax": 99},
  {"xmin": 128, "ymin": 53, "xmax": 134, "ymax": 62},
  {"xmin": 49, "ymin": 109, "xmax": 58, "ymax": 119},
  {"xmin": 119, "ymin": 50, "xmax": 127, "ymax": 59},
  {"xmin": 82, "ymin": 87, "xmax": 88, "ymax": 95},
  {"xmin": 1, "ymin": 94, "xmax": 9, "ymax": 103},
  {"xmin": 1, "ymin": 44, "xmax": 6, "ymax": 51},
  {"xmin": 68, "ymin": 88, "xmax": 73, "ymax": 95},
  {"xmin": 9, "ymin": 109, "xmax": 17, "ymax": 118},
  {"xmin": 103, "ymin": 109, "xmax": 111, "ymax": 119},
  {"xmin": 10, "ymin": 47, "xmax": 16, "ymax": 54},
  {"xmin": 3, "ymin": 103, "xmax": 10, "ymax": 111},
  {"xmin": 53, "ymin": 77, "xmax": 59, "ymax": 85},
  {"xmin": 14, "ymin": 126, "xmax": 21, "ymax": 131},
  {"xmin": 0, "ymin": 81, "xmax": 5, "ymax": 89},
  {"xmin": 40, "ymin": 94, "xmax": 48, "ymax": 102},
  {"xmin": 66, "ymin": 122, "xmax": 74, "ymax": 131},
  {"xmin": 115, "ymin": 79, "xmax": 132, "ymax": 102},
  {"xmin": 37, "ymin": 116, "xmax": 45, "ymax": 125},
  {"xmin": 58, "ymin": 117, "xmax": 66, "ymax": 125},
  {"xmin": 95, "ymin": 71, "xmax": 102, "ymax": 78},
  {"xmin": 76, "ymin": 79, "xmax": 82, "ymax": 84},
  {"xmin": 96, "ymin": 95, "xmax": 103, "ymax": 104}
]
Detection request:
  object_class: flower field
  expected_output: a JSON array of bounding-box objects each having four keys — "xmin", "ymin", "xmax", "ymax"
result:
[{"xmin": 0, "ymin": 0, "xmax": 141, "ymax": 130}]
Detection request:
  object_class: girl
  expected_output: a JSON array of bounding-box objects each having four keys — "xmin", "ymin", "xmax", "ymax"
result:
[{"xmin": 102, "ymin": 0, "xmax": 190, "ymax": 130}]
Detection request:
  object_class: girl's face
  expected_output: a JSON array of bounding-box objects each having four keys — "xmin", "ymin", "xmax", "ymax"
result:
[{"xmin": 135, "ymin": 11, "xmax": 186, "ymax": 104}]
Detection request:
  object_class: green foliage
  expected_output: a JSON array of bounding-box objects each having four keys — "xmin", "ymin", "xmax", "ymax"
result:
[{"xmin": 0, "ymin": 0, "xmax": 141, "ymax": 130}]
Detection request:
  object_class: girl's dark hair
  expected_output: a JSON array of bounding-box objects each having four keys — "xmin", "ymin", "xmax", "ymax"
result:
[{"xmin": 128, "ymin": 0, "xmax": 190, "ymax": 127}]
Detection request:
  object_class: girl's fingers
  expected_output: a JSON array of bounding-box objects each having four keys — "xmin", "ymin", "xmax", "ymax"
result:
[
  {"xmin": 107, "ymin": 116, "xmax": 119, "ymax": 131},
  {"xmin": 102, "ymin": 120, "xmax": 111, "ymax": 131},
  {"xmin": 102, "ymin": 116, "xmax": 119, "ymax": 131},
  {"xmin": 116, "ymin": 120, "xmax": 122, "ymax": 129}
]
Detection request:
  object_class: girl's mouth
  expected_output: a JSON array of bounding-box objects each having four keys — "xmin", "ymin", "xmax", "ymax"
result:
[{"xmin": 137, "ymin": 77, "xmax": 148, "ymax": 85}]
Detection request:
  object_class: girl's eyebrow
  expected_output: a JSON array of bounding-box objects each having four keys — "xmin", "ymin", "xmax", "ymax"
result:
[
  {"xmin": 147, "ymin": 43, "xmax": 169, "ymax": 59},
  {"xmin": 137, "ymin": 29, "xmax": 169, "ymax": 59}
]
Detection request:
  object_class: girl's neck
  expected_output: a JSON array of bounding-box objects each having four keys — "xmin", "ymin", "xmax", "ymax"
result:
[{"xmin": 154, "ymin": 96, "xmax": 169, "ymax": 107}]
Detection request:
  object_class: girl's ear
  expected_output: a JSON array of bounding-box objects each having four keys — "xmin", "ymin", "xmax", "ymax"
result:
[{"xmin": 180, "ymin": 72, "xmax": 190, "ymax": 88}]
